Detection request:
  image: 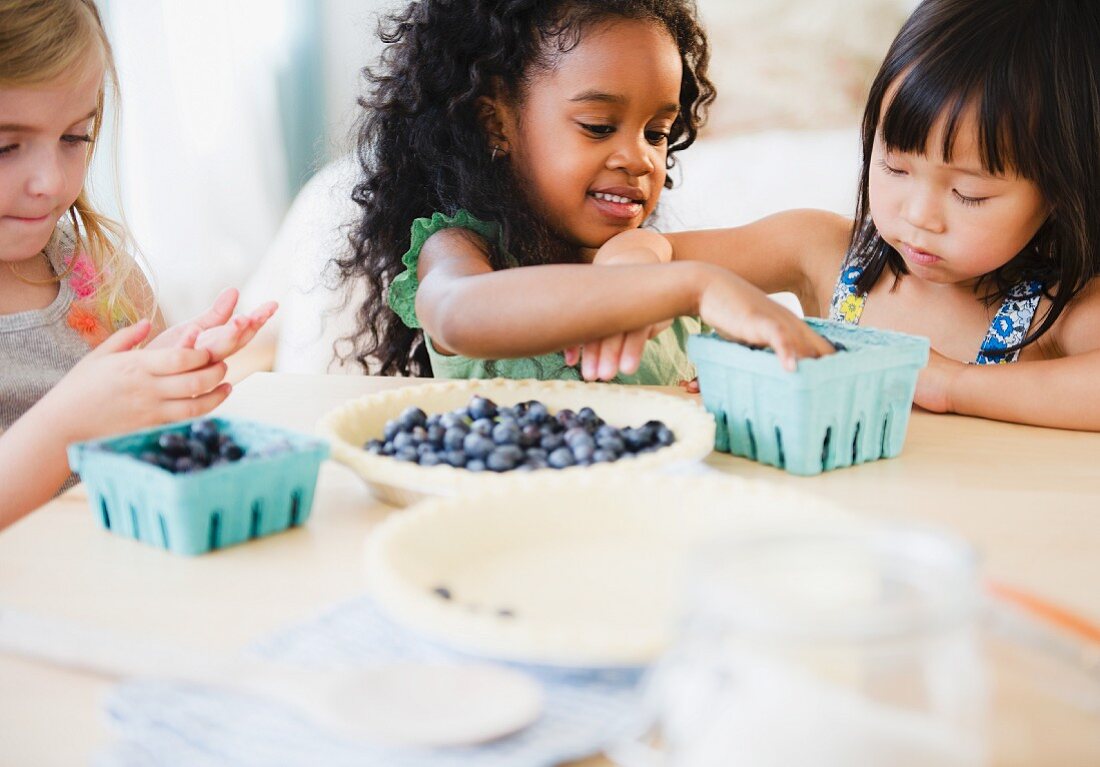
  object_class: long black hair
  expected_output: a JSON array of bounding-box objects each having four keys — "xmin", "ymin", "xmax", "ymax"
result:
[
  {"xmin": 850, "ymin": 0, "xmax": 1100, "ymax": 356},
  {"xmin": 336, "ymin": 0, "xmax": 715, "ymax": 376}
]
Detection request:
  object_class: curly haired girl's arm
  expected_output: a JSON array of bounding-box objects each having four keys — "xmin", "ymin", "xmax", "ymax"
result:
[{"xmin": 415, "ymin": 228, "xmax": 834, "ymax": 366}]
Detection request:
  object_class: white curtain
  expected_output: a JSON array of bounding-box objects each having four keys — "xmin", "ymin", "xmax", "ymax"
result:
[{"xmin": 100, "ymin": 0, "xmax": 294, "ymax": 322}]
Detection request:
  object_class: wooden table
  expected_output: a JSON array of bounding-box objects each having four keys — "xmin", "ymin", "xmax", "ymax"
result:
[{"xmin": 3, "ymin": 373, "xmax": 1099, "ymax": 765}]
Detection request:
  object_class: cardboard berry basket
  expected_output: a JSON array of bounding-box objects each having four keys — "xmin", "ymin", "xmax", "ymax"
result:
[{"xmin": 67, "ymin": 418, "xmax": 329, "ymax": 555}]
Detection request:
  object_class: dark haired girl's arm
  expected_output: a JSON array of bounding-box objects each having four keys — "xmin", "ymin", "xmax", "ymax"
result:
[
  {"xmin": 922, "ymin": 287, "xmax": 1100, "ymax": 430},
  {"xmin": 416, "ymin": 228, "xmax": 834, "ymax": 371}
]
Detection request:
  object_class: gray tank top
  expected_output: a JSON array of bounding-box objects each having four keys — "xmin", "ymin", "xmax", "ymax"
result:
[{"xmin": 1, "ymin": 224, "xmax": 94, "ymax": 433}]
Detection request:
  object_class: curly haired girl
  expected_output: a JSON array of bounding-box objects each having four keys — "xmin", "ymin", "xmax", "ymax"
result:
[{"xmin": 336, "ymin": 0, "xmax": 834, "ymax": 383}]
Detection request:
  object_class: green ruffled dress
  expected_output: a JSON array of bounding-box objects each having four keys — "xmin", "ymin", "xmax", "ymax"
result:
[{"xmin": 387, "ymin": 209, "xmax": 700, "ymax": 385}]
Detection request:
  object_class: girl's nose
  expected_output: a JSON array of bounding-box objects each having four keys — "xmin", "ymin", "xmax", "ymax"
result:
[
  {"xmin": 901, "ymin": 185, "xmax": 945, "ymax": 233},
  {"xmin": 26, "ymin": 150, "xmax": 66, "ymax": 198},
  {"xmin": 608, "ymin": 135, "xmax": 656, "ymax": 177}
]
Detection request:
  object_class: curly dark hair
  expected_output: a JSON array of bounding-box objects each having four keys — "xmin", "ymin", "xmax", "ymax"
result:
[
  {"xmin": 850, "ymin": 0, "xmax": 1100, "ymax": 357},
  {"xmin": 335, "ymin": 0, "xmax": 715, "ymax": 376}
]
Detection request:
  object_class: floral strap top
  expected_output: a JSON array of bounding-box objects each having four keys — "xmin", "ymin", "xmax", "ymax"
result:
[{"xmin": 828, "ymin": 250, "xmax": 1043, "ymax": 364}]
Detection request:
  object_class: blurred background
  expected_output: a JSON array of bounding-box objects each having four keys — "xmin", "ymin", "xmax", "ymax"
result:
[{"xmin": 89, "ymin": 0, "xmax": 916, "ymax": 371}]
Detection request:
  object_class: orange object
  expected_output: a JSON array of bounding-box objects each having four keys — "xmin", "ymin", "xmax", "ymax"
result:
[{"xmin": 987, "ymin": 579, "xmax": 1100, "ymax": 646}]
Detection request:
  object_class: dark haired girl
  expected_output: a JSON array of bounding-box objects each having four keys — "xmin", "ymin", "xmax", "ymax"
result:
[
  {"xmin": 337, "ymin": 0, "xmax": 834, "ymax": 381},
  {"xmin": 598, "ymin": 0, "xmax": 1100, "ymax": 429}
]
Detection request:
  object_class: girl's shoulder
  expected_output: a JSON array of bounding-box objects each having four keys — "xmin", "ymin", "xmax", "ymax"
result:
[
  {"xmin": 1044, "ymin": 277, "xmax": 1100, "ymax": 356},
  {"xmin": 390, "ymin": 210, "xmax": 507, "ymax": 330}
]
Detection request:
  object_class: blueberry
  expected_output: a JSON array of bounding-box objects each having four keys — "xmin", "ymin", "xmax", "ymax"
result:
[
  {"xmin": 519, "ymin": 424, "xmax": 541, "ymax": 448},
  {"xmin": 439, "ymin": 412, "xmax": 465, "ymax": 430},
  {"xmin": 426, "ymin": 424, "xmax": 446, "ymax": 446},
  {"xmin": 564, "ymin": 428, "xmax": 595, "ymax": 452},
  {"xmin": 383, "ymin": 419, "xmax": 401, "ymax": 441},
  {"xmin": 597, "ymin": 435, "xmax": 625, "ymax": 455},
  {"xmin": 419, "ymin": 452, "xmax": 442, "ymax": 467},
  {"xmin": 526, "ymin": 401, "xmax": 549, "ymax": 423},
  {"xmin": 463, "ymin": 433, "xmax": 494, "ymax": 460},
  {"xmin": 525, "ymin": 457, "xmax": 549, "ymax": 470},
  {"xmin": 157, "ymin": 432, "xmax": 189, "ymax": 457},
  {"xmin": 592, "ymin": 449, "xmax": 616, "ymax": 463},
  {"xmin": 525, "ymin": 447, "xmax": 548, "ymax": 462},
  {"xmin": 364, "ymin": 439, "xmax": 384, "ymax": 454},
  {"xmin": 221, "ymin": 442, "xmax": 245, "ymax": 461},
  {"xmin": 444, "ymin": 450, "xmax": 467, "ymax": 468},
  {"xmin": 492, "ymin": 421, "xmax": 521, "ymax": 446},
  {"xmin": 540, "ymin": 432, "xmax": 565, "ymax": 452},
  {"xmin": 467, "ymin": 396, "xmax": 497, "ymax": 421},
  {"xmin": 577, "ymin": 407, "xmax": 600, "ymax": 427},
  {"xmin": 443, "ymin": 426, "xmax": 468, "ymax": 451},
  {"xmin": 416, "ymin": 442, "xmax": 436, "ymax": 457},
  {"xmin": 187, "ymin": 438, "xmax": 210, "ymax": 463},
  {"xmin": 572, "ymin": 442, "xmax": 595, "ymax": 463},
  {"xmin": 173, "ymin": 456, "xmax": 196, "ymax": 473},
  {"xmin": 555, "ymin": 408, "xmax": 576, "ymax": 427},
  {"xmin": 394, "ymin": 446, "xmax": 419, "ymax": 462},
  {"xmin": 392, "ymin": 431, "xmax": 416, "ymax": 451},
  {"xmin": 655, "ymin": 426, "xmax": 675, "ymax": 446},
  {"xmin": 470, "ymin": 418, "xmax": 494, "ymax": 437},
  {"xmin": 190, "ymin": 420, "xmax": 220, "ymax": 450},
  {"xmin": 466, "ymin": 459, "xmax": 487, "ymax": 472},
  {"xmin": 398, "ymin": 406, "xmax": 428, "ymax": 430},
  {"xmin": 548, "ymin": 447, "xmax": 575, "ymax": 469},
  {"xmin": 487, "ymin": 446, "xmax": 521, "ymax": 472},
  {"xmin": 409, "ymin": 425, "xmax": 429, "ymax": 444},
  {"xmin": 496, "ymin": 406, "xmax": 518, "ymax": 420}
]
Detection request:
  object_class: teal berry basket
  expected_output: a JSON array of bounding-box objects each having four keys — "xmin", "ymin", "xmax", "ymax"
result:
[
  {"xmin": 67, "ymin": 418, "xmax": 329, "ymax": 555},
  {"xmin": 687, "ymin": 318, "xmax": 930, "ymax": 476}
]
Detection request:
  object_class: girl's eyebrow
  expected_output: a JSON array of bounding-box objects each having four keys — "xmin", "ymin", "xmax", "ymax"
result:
[
  {"xmin": 568, "ymin": 89, "xmax": 679, "ymax": 115},
  {"xmin": 0, "ymin": 108, "xmax": 98, "ymax": 133}
]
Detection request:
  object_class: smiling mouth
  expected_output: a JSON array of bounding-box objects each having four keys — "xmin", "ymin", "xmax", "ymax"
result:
[{"xmin": 590, "ymin": 191, "xmax": 644, "ymax": 205}]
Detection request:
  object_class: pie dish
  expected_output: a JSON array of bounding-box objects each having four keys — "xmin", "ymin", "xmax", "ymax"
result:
[
  {"xmin": 318, "ymin": 378, "xmax": 716, "ymax": 506},
  {"xmin": 364, "ymin": 473, "xmax": 856, "ymax": 668}
]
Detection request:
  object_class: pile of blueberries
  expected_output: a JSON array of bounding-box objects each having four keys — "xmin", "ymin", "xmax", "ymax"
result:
[
  {"xmin": 364, "ymin": 395, "xmax": 675, "ymax": 472},
  {"xmin": 134, "ymin": 420, "xmax": 248, "ymax": 474}
]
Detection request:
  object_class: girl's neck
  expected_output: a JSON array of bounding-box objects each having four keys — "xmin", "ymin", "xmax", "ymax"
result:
[{"xmin": 0, "ymin": 251, "xmax": 61, "ymax": 315}]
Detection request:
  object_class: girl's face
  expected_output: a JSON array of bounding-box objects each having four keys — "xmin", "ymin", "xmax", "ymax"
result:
[
  {"xmin": 0, "ymin": 57, "xmax": 102, "ymax": 263},
  {"xmin": 495, "ymin": 18, "xmax": 682, "ymax": 251},
  {"xmin": 869, "ymin": 103, "xmax": 1049, "ymax": 287}
]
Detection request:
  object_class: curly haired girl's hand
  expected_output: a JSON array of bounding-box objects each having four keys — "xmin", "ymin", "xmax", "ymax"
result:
[
  {"xmin": 698, "ymin": 272, "xmax": 836, "ymax": 371},
  {"xmin": 44, "ymin": 320, "xmax": 232, "ymax": 444},
  {"xmin": 565, "ymin": 231, "xmax": 674, "ymax": 380}
]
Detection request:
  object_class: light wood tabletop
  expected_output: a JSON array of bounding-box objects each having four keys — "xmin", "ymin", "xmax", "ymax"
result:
[{"xmin": 2, "ymin": 372, "xmax": 1098, "ymax": 765}]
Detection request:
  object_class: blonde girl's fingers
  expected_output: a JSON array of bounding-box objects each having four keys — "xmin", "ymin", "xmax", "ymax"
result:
[
  {"xmin": 156, "ymin": 362, "xmax": 228, "ymax": 399},
  {"xmin": 564, "ymin": 346, "xmax": 580, "ymax": 367},
  {"xmin": 197, "ymin": 288, "xmax": 239, "ymax": 329},
  {"xmin": 163, "ymin": 382, "xmax": 232, "ymax": 422},
  {"xmin": 90, "ymin": 319, "xmax": 153, "ymax": 355},
  {"xmin": 145, "ymin": 346, "xmax": 214, "ymax": 375},
  {"xmin": 248, "ymin": 301, "xmax": 278, "ymax": 324}
]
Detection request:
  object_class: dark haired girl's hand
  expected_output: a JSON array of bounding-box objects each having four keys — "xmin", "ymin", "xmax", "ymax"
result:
[{"xmin": 913, "ymin": 349, "xmax": 963, "ymax": 414}]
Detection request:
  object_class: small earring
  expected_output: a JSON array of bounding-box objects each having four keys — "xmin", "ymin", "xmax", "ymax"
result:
[{"xmin": 491, "ymin": 144, "xmax": 502, "ymax": 161}]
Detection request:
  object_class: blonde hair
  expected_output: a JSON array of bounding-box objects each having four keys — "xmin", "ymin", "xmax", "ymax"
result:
[{"xmin": 0, "ymin": 0, "xmax": 151, "ymax": 325}]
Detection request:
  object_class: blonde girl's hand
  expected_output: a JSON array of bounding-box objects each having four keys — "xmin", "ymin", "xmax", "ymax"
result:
[
  {"xmin": 698, "ymin": 272, "xmax": 836, "ymax": 371},
  {"xmin": 149, "ymin": 287, "xmax": 278, "ymax": 362},
  {"xmin": 44, "ymin": 320, "xmax": 232, "ymax": 444},
  {"xmin": 913, "ymin": 348, "xmax": 964, "ymax": 413}
]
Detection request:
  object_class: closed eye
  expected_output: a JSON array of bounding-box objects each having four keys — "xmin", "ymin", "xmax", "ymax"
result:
[
  {"xmin": 62, "ymin": 134, "xmax": 93, "ymax": 145},
  {"xmin": 953, "ymin": 190, "xmax": 988, "ymax": 207},
  {"xmin": 579, "ymin": 123, "xmax": 614, "ymax": 137},
  {"xmin": 0, "ymin": 143, "xmax": 16, "ymax": 156},
  {"xmin": 876, "ymin": 158, "xmax": 906, "ymax": 176}
]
